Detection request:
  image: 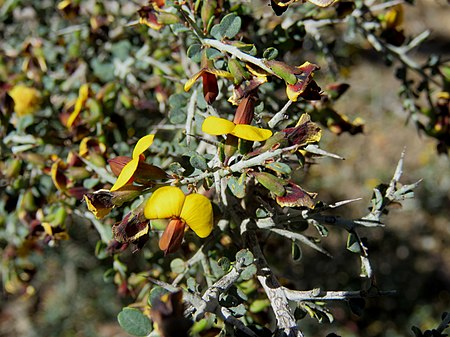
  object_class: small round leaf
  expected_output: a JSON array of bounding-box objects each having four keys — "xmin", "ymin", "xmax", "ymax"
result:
[{"xmin": 117, "ymin": 308, "xmax": 152, "ymax": 336}]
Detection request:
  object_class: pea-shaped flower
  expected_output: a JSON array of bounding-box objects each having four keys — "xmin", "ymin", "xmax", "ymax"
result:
[
  {"xmin": 144, "ymin": 186, "xmax": 213, "ymax": 254},
  {"xmin": 110, "ymin": 134, "xmax": 167, "ymax": 192},
  {"xmin": 202, "ymin": 116, "xmax": 272, "ymax": 142}
]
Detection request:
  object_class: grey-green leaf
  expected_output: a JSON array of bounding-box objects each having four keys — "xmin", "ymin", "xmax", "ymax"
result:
[
  {"xmin": 263, "ymin": 47, "xmax": 279, "ymax": 60},
  {"xmin": 189, "ymin": 153, "xmax": 208, "ymax": 171},
  {"xmin": 220, "ymin": 13, "xmax": 241, "ymax": 39},
  {"xmin": 187, "ymin": 43, "xmax": 202, "ymax": 62},
  {"xmin": 227, "ymin": 172, "xmax": 246, "ymax": 198},
  {"xmin": 117, "ymin": 308, "xmax": 152, "ymax": 336}
]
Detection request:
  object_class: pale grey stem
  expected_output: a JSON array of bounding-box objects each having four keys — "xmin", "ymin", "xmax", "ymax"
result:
[
  {"xmin": 268, "ymin": 100, "xmax": 293, "ymax": 128},
  {"xmin": 217, "ymin": 306, "xmax": 258, "ymax": 337},
  {"xmin": 203, "ymin": 39, "xmax": 274, "ymax": 74},
  {"xmin": 243, "ymin": 220, "xmax": 304, "ymax": 337},
  {"xmin": 386, "ymin": 149, "xmax": 405, "ymax": 198},
  {"xmin": 269, "ymin": 227, "xmax": 331, "ymax": 257},
  {"xmin": 185, "ymin": 88, "xmax": 197, "ymax": 145},
  {"xmin": 201, "ymin": 257, "xmax": 246, "ymax": 309},
  {"xmin": 283, "ymin": 288, "xmax": 397, "ymax": 301},
  {"xmin": 179, "ymin": 144, "xmax": 300, "ymax": 185}
]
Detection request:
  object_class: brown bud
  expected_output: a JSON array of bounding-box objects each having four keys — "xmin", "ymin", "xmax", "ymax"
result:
[
  {"xmin": 202, "ymin": 72, "xmax": 219, "ymax": 105},
  {"xmin": 159, "ymin": 218, "xmax": 186, "ymax": 255},
  {"xmin": 233, "ymin": 95, "xmax": 256, "ymax": 125}
]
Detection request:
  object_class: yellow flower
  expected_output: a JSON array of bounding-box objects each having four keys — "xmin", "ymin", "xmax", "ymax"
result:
[
  {"xmin": 184, "ymin": 67, "xmax": 233, "ymax": 105},
  {"xmin": 202, "ymin": 116, "xmax": 272, "ymax": 142},
  {"xmin": 110, "ymin": 134, "xmax": 155, "ymax": 191},
  {"xmin": 67, "ymin": 83, "xmax": 91, "ymax": 128},
  {"xmin": 144, "ymin": 186, "xmax": 213, "ymax": 254},
  {"xmin": 8, "ymin": 85, "xmax": 41, "ymax": 117}
]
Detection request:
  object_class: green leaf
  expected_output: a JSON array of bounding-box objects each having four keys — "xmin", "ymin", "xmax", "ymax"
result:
[
  {"xmin": 111, "ymin": 40, "xmax": 132, "ymax": 61},
  {"xmin": 169, "ymin": 108, "xmax": 186, "ymax": 124},
  {"xmin": 210, "ymin": 24, "xmax": 223, "ymax": 40},
  {"xmin": 168, "ymin": 93, "xmax": 188, "ymax": 109},
  {"xmin": 218, "ymin": 257, "xmax": 231, "ymax": 272},
  {"xmin": 206, "ymin": 47, "xmax": 222, "ymax": 60},
  {"xmin": 346, "ymin": 233, "xmax": 361, "ymax": 253},
  {"xmin": 187, "ymin": 277, "xmax": 197, "ymax": 292},
  {"xmin": 170, "ymin": 258, "xmax": 186, "ymax": 274},
  {"xmin": 187, "ymin": 43, "xmax": 202, "ymax": 62},
  {"xmin": 210, "ymin": 257, "xmax": 226, "ymax": 278},
  {"xmin": 227, "ymin": 172, "xmax": 246, "ymax": 198},
  {"xmin": 236, "ymin": 249, "xmax": 254, "ymax": 266},
  {"xmin": 240, "ymin": 264, "xmax": 257, "ymax": 280},
  {"xmin": 253, "ymin": 172, "xmax": 285, "ymax": 197},
  {"xmin": 103, "ymin": 268, "xmax": 115, "ymax": 283},
  {"xmin": 117, "ymin": 308, "xmax": 152, "ymax": 336},
  {"xmin": 265, "ymin": 162, "xmax": 292, "ymax": 175},
  {"xmin": 229, "ymin": 303, "xmax": 246, "ymax": 317},
  {"xmin": 249, "ymin": 299, "xmax": 270, "ymax": 313},
  {"xmin": 313, "ymin": 221, "xmax": 329, "ymax": 237},
  {"xmin": 263, "ymin": 47, "xmax": 279, "ymax": 60},
  {"xmin": 220, "ymin": 13, "xmax": 241, "ymax": 39},
  {"xmin": 148, "ymin": 287, "xmax": 168, "ymax": 307},
  {"xmin": 189, "ymin": 153, "xmax": 208, "ymax": 171},
  {"xmin": 228, "ymin": 58, "xmax": 250, "ymax": 85},
  {"xmin": 291, "ymin": 241, "xmax": 302, "ymax": 262}
]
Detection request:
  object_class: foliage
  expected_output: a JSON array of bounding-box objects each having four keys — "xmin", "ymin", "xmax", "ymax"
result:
[{"xmin": 0, "ymin": 1, "xmax": 449, "ymax": 337}]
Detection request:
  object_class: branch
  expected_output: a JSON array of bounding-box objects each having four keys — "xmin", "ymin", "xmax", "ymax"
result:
[
  {"xmin": 178, "ymin": 144, "xmax": 300, "ymax": 185},
  {"xmin": 283, "ymin": 288, "xmax": 397, "ymax": 301},
  {"xmin": 242, "ymin": 220, "xmax": 304, "ymax": 337},
  {"xmin": 268, "ymin": 100, "xmax": 293, "ymax": 128},
  {"xmin": 185, "ymin": 88, "xmax": 197, "ymax": 145},
  {"xmin": 203, "ymin": 39, "xmax": 274, "ymax": 74}
]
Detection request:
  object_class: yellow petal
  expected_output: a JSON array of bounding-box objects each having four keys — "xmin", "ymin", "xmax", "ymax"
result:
[
  {"xmin": 184, "ymin": 70, "xmax": 204, "ymax": 92},
  {"xmin": 286, "ymin": 84, "xmax": 300, "ymax": 102},
  {"xmin": 202, "ymin": 116, "xmax": 236, "ymax": 136},
  {"xmin": 78, "ymin": 137, "xmax": 91, "ymax": 157},
  {"xmin": 67, "ymin": 84, "xmax": 90, "ymax": 127},
  {"xmin": 132, "ymin": 134, "xmax": 155, "ymax": 159},
  {"xmin": 9, "ymin": 85, "xmax": 41, "ymax": 117},
  {"xmin": 231, "ymin": 124, "xmax": 272, "ymax": 141},
  {"xmin": 208, "ymin": 68, "xmax": 234, "ymax": 80},
  {"xmin": 84, "ymin": 194, "xmax": 112, "ymax": 219},
  {"xmin": 110, "ymin": 158, "xmax": 139, "ymax": 191},
  {"xmin": 180, "ymin": 193, "xmax": 213, "ymax": 238},
  {"xmin": 144, "ymin": 186, "xmax": 185, "ymax": 219}
]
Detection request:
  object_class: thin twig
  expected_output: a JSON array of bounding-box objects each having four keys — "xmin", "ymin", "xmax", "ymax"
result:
[
  {"xmin": 283, "ymin": 288, "xmax": 397, "ymax": 301},
  {"xmin": 185, "ymin": 88, "xmax": 197, "ymax": 145},
  {"xmin": 203, "ymin": 39, "xmax": 274, "ymax": 74},
  {"xmin": 268, "ymin": 100, "xmax": 293, "ymax": 128},
  {"xmin": 242, "ymin": 220, "xmax": 304, "ymax": 337}
]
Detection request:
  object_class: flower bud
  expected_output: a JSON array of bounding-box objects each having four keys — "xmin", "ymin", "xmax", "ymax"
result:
[
  {"xmin": 159, "ymin": 218, "xmax": 186, "ymax": 255},
  {"xmin": 233, "ymin": 95, "xmax": 256, "ymax": 125},
  {"xmin": 202, "ymin": 72, "xmax": 219, "ymax": 105}
]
